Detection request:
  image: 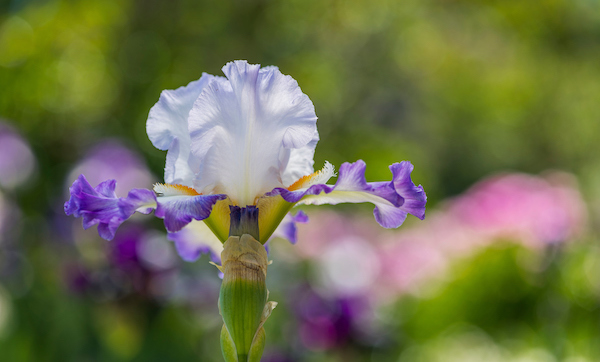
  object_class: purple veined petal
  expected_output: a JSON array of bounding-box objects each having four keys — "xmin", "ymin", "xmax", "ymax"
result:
[
  {"xmin": 188, "ymin": 61, "xmax": 318, "ymax": 206},
  {"xmin": 65, "ymin": 175, "xmax": 157, "ymax": 240},
  {"xmin": 147, "ymin": 73, "xmax": 224, "ymax": 186},
  {"xmin": 267, "ymin": 160, "xmax": 426, "ymax": 229},
  {"xmin": 167, "ymin": 220, "xmax": 224, "ymax": 263},
  {"xmin": 153, "ymin": 184, "xmax": 228, "ymax": 233}
]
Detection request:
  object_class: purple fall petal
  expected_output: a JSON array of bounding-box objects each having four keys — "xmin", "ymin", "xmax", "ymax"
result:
[
  {"xmin": 268, "ymin": 161, "xmax": 401, "ymax": 206},
  {"xmin": 65, "ymin": 175, "xmax": 157, "ymax": 240},
  {"xmin": 267, "ymin": 160, "xmax": 426, "ymax": 229},
  {"xmin": 155, "ymin": 194, "xmax": 227, "ymax": 233}
]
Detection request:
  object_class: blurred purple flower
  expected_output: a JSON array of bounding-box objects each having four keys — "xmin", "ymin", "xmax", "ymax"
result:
[
  {"xmin": 66, "ymin": 140, "xmax": 154, "ymax": 197},
  {"xmin": 261, "ymin": 351, "xmax": 296, "ymax": 362},
  {"xmin": 65, "ymin": 224, "xmax": 178, "ymax": 299},
  {"xmin": 0, "ymin": 192, "xmax": 7, "ymax": 244},
  {"xmin": 0, "ymin": 122, "xmax": 36, "ymax": 190},
  {"xmin": 0, "ymin": 123, "xmax": 31, "ymax": 295},
  {"xmin": 293, "ymin": 285, "xmax": 373, "ymax": 351}
]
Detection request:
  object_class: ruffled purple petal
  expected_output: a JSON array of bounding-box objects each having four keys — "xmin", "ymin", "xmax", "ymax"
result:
[
  {"xmin": 267, "ymin": 160, "xmax": 426, "ymax": 229},
  {"xmin": 269, "ymin": 161, "xmax": 402, "ymax": 206},
  {"xmin": 65, "ymin": 175, "xmax": 157, "ymax": 240},
  {"xmin": 155, "ymin": 194, "xmax": 227, "ymax": 233},
  {"xmin": 389, "ymin": 162, "xmax": 427, "ymax": 220}
]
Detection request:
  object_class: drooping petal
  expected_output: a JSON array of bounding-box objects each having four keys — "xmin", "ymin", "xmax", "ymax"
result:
[
  {"xmin": 267, "ymin": 160, "xmax": 426, "ymax": 229},
  {"xmin": 153, "ymin": 183, "xmax": 228, "ymax": 233},
  {"xmin": 269, "ymin": 210, "xmax": 309, "ymax": 244},
  {"xmin": 167, "ymin": 220, "xmax": 224, "ymax": 263},
  {"xmin": 65, "ymin": 175, "xmax": 156, "ymax": 240},
  {"xmin": 146, "ymin": 74, "xmax": 224, "ymax": 186},
  {"xmin": 188, "ymin": 60, "xmax": 318, "ymax": 206}
]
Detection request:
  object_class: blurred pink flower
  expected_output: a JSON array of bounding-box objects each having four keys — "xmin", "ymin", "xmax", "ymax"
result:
[
  {"xmin": 448, "ymin": 172, "xmax": 586, "ymax": 249},
  {"xmin": 296, "ymin": 212, "xmax": 380, "ymax": 259}
]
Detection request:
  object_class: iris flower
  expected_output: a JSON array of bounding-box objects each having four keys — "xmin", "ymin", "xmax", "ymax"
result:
[
  {"xmin": 65, "ymin": 60, "xmax": 426, "ymax": 257},
  {"xmin": 65, "ymin": 60, "xmax": 426, "ymax": 361}
]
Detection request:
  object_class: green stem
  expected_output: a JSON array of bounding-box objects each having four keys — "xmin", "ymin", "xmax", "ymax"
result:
[{"xmin": 218, "ymin": 206, "xmax": 276, "ymax": 362}]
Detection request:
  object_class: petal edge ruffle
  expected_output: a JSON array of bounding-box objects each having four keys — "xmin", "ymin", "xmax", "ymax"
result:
[
  {"xmin": 266, "ymin": 160, "xmax": 426, "ymax": 229},
  {"xmin": 65, "ymin": 175, "xmax": 157, "ymax": 240}
]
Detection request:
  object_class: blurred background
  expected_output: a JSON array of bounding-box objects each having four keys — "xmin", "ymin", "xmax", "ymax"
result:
[{"xmin": 1, "ymin": 0, "xmax": 600, "ymax": 360}]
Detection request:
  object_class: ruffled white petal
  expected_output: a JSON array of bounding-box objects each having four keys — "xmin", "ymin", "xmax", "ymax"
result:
[
  {"xmin": 188, "ymin": 61, "xmax": 318, "ymax": 206},
  {"xmin": 146, "ymin": 74, "xmax": 223, "ymax": 186},
  {"xmin": 280, "ymin": 130, "xmax": 319, "ymax": 187}
]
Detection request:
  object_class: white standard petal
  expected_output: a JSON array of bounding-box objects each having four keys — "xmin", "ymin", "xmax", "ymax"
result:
[
  {"xmin": 146, "ymin": 73, "xmax": 224, "ymax": 186},
  {"xmin": 188, "ymin": 61, "xmax": 318, "ymax": 206}
]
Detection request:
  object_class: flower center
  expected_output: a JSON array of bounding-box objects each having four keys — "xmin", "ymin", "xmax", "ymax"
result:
[{"xmin": 229, "ymin": 205, "xmax": 260, "ymax": 241}]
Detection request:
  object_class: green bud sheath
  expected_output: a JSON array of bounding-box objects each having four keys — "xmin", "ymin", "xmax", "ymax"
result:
[{"xmin": 219, "ymin": 206, "xmax": 276, "ymax": 362}]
